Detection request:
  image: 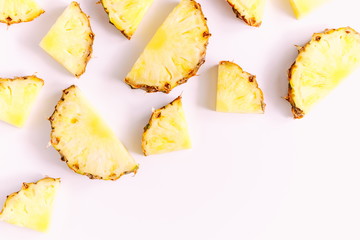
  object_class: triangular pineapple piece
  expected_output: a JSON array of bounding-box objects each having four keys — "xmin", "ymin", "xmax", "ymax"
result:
[
  {"xmin": 125, "ymin": 0, "xmax": 210, "ymax": 93},
  {"xmin": 142, "ymin": 96, "xmax": 191, "ymax": 156},
  {"xmin": 216, "ymin": 61, "xmax": 265, "ymax": 113},
  {"xmin": 226, "ymin": 0, "xmax": 265, "ymax": 27},
  {"xmin": 286, "ymin": 27, "xmax": 360, "ymax": 119},
  {"xmin": 0, "ymin": 0, "xmax": 44, "ymax": 25},
  {"xmin": 0, "ymin": 177, "xmax": 60, "ymax": 232},
  {"xmin": 0, "ymin": 76, "xmax": 44, "ymax": 127},
  {"xmin": 49, "ymin": 85, "xmax": 138, "ymax": 180},
  {"xmin": 40, "ymin": 1, "xmax": 94, "ymax": 77},
  {"xmin": 101, "ymin": 0, "xmax": 154, "ymax": 39},
  {"xmin": 289, "ymin": 0, "xmax": 330, "ymax": 19}
]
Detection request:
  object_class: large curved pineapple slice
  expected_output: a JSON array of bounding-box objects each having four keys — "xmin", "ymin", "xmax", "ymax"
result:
[
  {"xmin": 0, "ymin": 177, "xmax": 60, "ymax": 232},
  {"xmin": 226, "ymin": 0, "xmax": 265, "ymax": 27},
  {"xmin": 0, "ymin": 0, "xmax": 44, "ymax": 25},
  {"xmin": 217, "ymin": 61, "xmax": 265, "ymax": 113},
  {"xmin": 49, "ymin": 85, "xmax": 138, "ymax": 180},
  {"xmin": 142, "ymin": 96, "xmax": 191, "ymax": 156},
  {"xmin": 40, "ymin": 1, "xmax": 94, "ymax": 77},
  {"xmin": 125, "ymin": 0, "xmax": 210, "ymax": 93},
  {"xmin": 101, "ymin": 0, "xmax": 154, "ymax": 39},
  {"xmin": 289, "ymin": 0, "xmax": 329, "ymax": 19},
  {"xmin": 286, "ymin": 27, "xmax": 360, "ymax": 119},
  {"xmin": 0, "ymin": 76, "xmax": 44, "ymax": 127}
]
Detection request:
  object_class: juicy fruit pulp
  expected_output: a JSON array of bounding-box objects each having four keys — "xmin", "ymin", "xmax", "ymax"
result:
[
  {"xmin": 0, "ymin": 0, "xmax": 44, "ymax": 25},
  {"xmin": 289, "ymin": 0, "xmax": 329, "ymax": 18},
  {"xmin": 125, "ymin": 0, "xmax": 210, "ymax": 93},
  {"xmin": 49, "ymin": 85, "xmax": 138, "ymax": 180},
  {"xmin": 226, "ymin": 0, "xmax": 265, "ymax": 27},
  {"xmin": 287, "ymin": 27, "xmax": 360, "ymax": 119}
]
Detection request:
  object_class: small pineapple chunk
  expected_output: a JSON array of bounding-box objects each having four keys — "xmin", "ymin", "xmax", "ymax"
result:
[
  {"xmin": 142, "ymin": 96, "xmax": 191, "ymax": 156},
  {"xmin": 0, "ymin": 0, "xmax": 44, "ymax": 25},
  {"xmin": 101, "ymin": 0, "xmax": 154, "ymax": 39},
  {"xmin": 40, "ymin": 1, "xmax": 94, "ymax": 77},
  {"xmin": 0, "ymin": 177, "xmax": 60, "ymax": 232},
  {"xmin": 49, "ymin": 85, "xmax": 138, "ymax": 180},
  {"xmin": 125, "ymin": 0, "xmax": 210, "ymax": 93},
  {"xmin": 0, "ymin": 76, "xmax": 44, "ymax": 127},
  {"xmin": 226, "ymin": 0, "xmax": 265, "ymax": 27},
  {"xmin": 217, "ymin": 61, "xmax": 265, "ymax": 113},
  {"xmin": 289, "ymin": 0, "xmax": 329, "ymax": 19},
  {"xmin": 287, "ymin": 27, "xmax": 360, "ymax": 119}
]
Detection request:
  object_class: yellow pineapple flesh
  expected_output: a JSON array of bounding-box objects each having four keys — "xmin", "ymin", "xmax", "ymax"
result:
[
  {"xmin": 217, "ymin": 61, "xmax": 265, "ymax": 113},
  {"xmin": 0, "ymin": 177, "xmax": 60, "ymax": 232},
  {"xmin": 289, "ymin": 0, "xmax": 330, "ymax": 19},
  {"xmin": 125, "ymin": 0, "xmax": 210, "ymax": 93},
  {"xmin": 142, "ymin": 96, "xmax": 191, "ymax": 156},
  {"xmin": 0, "ymin": 76, "xmax": 44, "ymax": 127},
  {"xmin": 226, "ymin": 0, "xmax": 265, "ymax": 27},
  {"xmin": 101, "ymin": 0, "xmax": 154, "ymax": 39},
  {"xmin": 0, "ymin": 0, "xmax": 44, "ymax": 25},
  {"xmin": 40, "ymin": 1, "xmax": 94, "ymax": 77},
  {"xmin": 49, "ymin": 85, "xmax": 138, "ymax": 180},
  {"xmin": 287, "ymin": 27, "xmax": 360, "ymax": 119}
]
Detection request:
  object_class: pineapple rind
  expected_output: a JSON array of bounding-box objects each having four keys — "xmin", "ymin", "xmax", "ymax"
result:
[
  {"xmin": 0, "ymin": 0, "xmax": 44, "ymax": 25},
  {"xmin": 287, "ymin": 27, "xmax": 360, "ymax": 119},
  {"xmin": 142, "ymin": 96, "xmax": 191, "ymax": 156},
  {"xmin": 0, "ymin": 177, "xmax": 60, "ymax": 232},
  {"xmin": 49, "ymin": 85, "xmax": 139, "ymax": 180},
  {"xmin": 226, "ymin": 0, "xmax": 265, "ymax": 27}
]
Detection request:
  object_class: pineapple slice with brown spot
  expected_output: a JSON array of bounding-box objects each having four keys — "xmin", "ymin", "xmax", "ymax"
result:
[
  {"xmin": 0, "ymin": 177, "xmax": 60, "ymax": 232},
  {"xmin": 217, "ymin": 61, "xmax": 265, "ymax": 113},
  {"xmin": 40, "ymin": 1, "xmax": 94, "ymax": 78},
  {"xmin": 226, "ymin": 0, "xmax": 265, "ymax": 27},
  {"xmin": 101, "ymin": 0, "xmax": 154, "ymax": 39},
  {"xmin": 286, "ymin": 27, "xmax": 360, "ymax": 119},
  {"xmin": 125, "ymin": 0, "xmax": 210, "ymax": 93},
  {"xmin": 0, "ymin": 76, "xmax": 44, "ymax": 127},
  {"xmin": 289, "ymin": 0, "xmax": 330, "ymax": 19},
  {"xmin": 0, "ymin": 0, "xmax": 44, "ymax": 25},
  {"xmin": 142, "ymin": 96, "xmax": 191, "ymax": 156},
  {"xmin": 49, "ymin": 85, "xmax": 138, "ymax": 180}
]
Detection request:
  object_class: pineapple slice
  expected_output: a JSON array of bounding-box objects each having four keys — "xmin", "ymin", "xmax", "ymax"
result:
[
  {"xmin": 49, "ymin": 85, "xmax": 138, "ymax": 180},
  {"xmin": 142, "ymin": 96, "xmax": 191, "ymax": 156},
  {"xmin": 101, "ymin": 0, "xmax": 154, "ymax": 39},
  {"xmin": 40, "ymin": 1, "xmax": 94, "ymax": 77},
  {"xmin": 289, "ymin": 0, "xmax": 330, "ymax": 19},
  {"xmin": 0, "ymin": 76, "xmax": 44, "ymax": 127},
  {"xmin": 0, "ymin": 0, "xmax": 44, "ymax": 25},
  {"xmin": 0, "ymin": 177, "xmax": 60, "ymax": 232},
  {"xmin": 125, "ymin": 0, "xmax": 210, "ymax": 93},
  {"xmin": 286, "ymin": 27, "xmax": 360, "ymax": 119},
  {"xmin": 226, "ymin": 0, "xmax": 265, "ymax": 27},
  {"xmin": 217, "ymin": 61, "xmax": 265, "ymax": 113}
]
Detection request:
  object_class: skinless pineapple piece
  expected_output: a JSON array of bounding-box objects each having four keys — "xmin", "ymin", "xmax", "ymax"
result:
[
  {"xmin": 289, "ymin": 0, "xmax": 330, "ymax": 19},
  {"xmin": 286, "ymin": 27, "xmax": 360, "ymax": 119},
  {"xmin": 49, "ymin": 85, "xmax": 138, "ymax": 180},
  {"xmin": 125, "ymin": 0, "xmax": 210, "ymax": 93},
  {"xmin": 217, "ymin": 61, "xmax": 265, "ymax": 113},
  {"xmin": 0, "ymin": 76, "xmax": 44, "ymax": 127},
  {"xmin": 142, "ymin": 96, "xmax": 191, "ymax": 156},
  {"xmin": 40, "ymin": 1, "xmax": 94, "ymax": 77},
  {"xmin": 226, "ymin": 0, "xmax": 265, "ymax": 27},
  {"xmin": 0, "ymin": 0, "xmax": 44, "ymax": 25},
  {"xmin": 0, "ymin": 177, "xmax": 60, "ymax": 232},
  {"xmin": 101, "ymin": 0, "xmax": 154, "ymax": 39}
]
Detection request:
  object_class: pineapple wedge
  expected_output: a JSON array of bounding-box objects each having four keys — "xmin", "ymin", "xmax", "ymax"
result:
[
  {"xmin": 217, "ymin": 61, "xmax": 265, "ymax": 113},
  {"xmin": 101, "ymin": 0, "xmax": 154, "ymax": 39},
  {"xmin": 40, "ymin": 1, "xmax": 94, "ymax": 77},
  {"xmin": 125, "ymin": 0, "xmax": 210, "ymax": 93},
  {"xmin": 49, "ymin": 85, "xmax": 138, "ymax": 180},
  {"xmin": 0, "ymin": 0, "xmax": 44, "ymax": 25},
  {"xmin": 0, "ymin": 177, "xmax": 60, "ymax": 232},
  {"xmin": 289, "ymin": 0, "xmax": 329, "ymax": 19},
  {"xmin": 226, "ymin": 0, "xmax": 265, "ymax": 27},
  {"xmin": 142, "ymin": 96, "xmax": 191, "ymax": 156},
  {"xmin": 0, "ymin": 76, "xmax": 44, "ymax": 127},
  {"xmin": 286, "ymin": 27, "xmax": 360, "ymax": 119}
]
